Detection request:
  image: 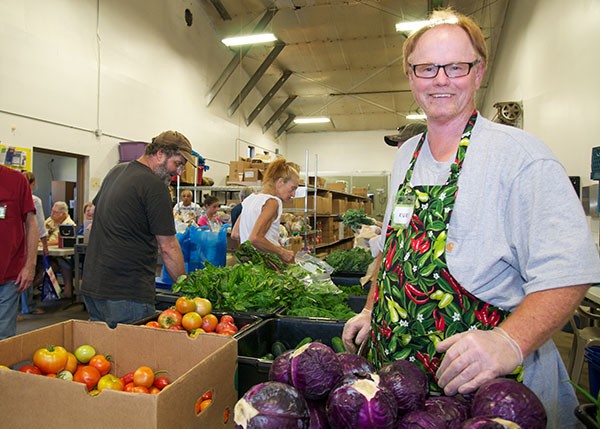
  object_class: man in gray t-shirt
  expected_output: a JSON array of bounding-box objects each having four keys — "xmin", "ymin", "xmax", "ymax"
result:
[{"xmin": 82, "ymin": 131, "xmax": 196, "ymax": 327}]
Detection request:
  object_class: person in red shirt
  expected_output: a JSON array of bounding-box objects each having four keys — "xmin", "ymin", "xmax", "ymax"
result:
[{"xmin": 0, "ymin": 165, "xmax": 38, "ymax": 339}]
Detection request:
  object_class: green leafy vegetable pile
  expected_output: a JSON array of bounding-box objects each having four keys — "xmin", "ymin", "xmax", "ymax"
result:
[
  {"xmin": 172, "ymin": 262, "xmax": 304, "ymax": 313},
  {"xmin": 234, "ymin": 240, "xmax": 287, "ymax": 272},
  {"xmin": 172, "ymin": 255, "xmax": 358, "ymax": 320},
  {"xmin": 325, "ymin": 247, "xmax": 374, "ymax": 274},
  {"xmin": 341, "ymin": 209, "xmax": 374, "ymax": 230}
]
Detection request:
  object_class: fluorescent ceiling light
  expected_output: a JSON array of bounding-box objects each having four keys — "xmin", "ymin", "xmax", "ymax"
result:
[
  {"xmin": 293, "ymin": 117, "xmax": 331, "ymax": 124},
  {"xmin": 221, "ymin": 33, "xmax": 277, "ymax": 47},
  {"xmin": 395, "ymin": 16, "xmax": 459, "ymax": 33},
  {"xmin": 406, "ymin": 113, "xmax": 427, "ymax": 120}
]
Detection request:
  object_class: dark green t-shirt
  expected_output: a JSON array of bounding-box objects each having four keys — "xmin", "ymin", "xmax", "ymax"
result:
[{"xmin": 82, "ymin": 161, "xmax": 175, "ymax": 304}]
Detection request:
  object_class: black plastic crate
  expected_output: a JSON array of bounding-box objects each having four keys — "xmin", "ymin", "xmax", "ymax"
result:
[
  {"xmin": 575, "ymin": 404, "xmax": 600, "ymax": 428},
  {"xmin": 236, "ymin": 318, "xmax": 345, "ymax": 398},
  {"xmin": 331, "ymin": 273, "xmax": 363, "ymax": 287},
  {"xmin": 154, "ymin": 290, "xmax": 283, "ymax": 319},
  {"xmin": 135, "ymin": 309, "xmax": 261, "ymax": 339}
]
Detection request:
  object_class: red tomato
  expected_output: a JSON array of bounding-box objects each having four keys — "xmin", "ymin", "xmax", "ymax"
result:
[
  {"xmin": 157, "ymin": 309, "xmax": 183, "ymax": 329},
  {"xmin": 219, "ymin": 315, "xmax": 235, "ymax": 325},
  {"xmin": 73, "ymin": 365, "xmax": 102, "ymax": 391},
  {"xmin": 45, "ymin": 373, "xmax": 57, "ymax": 378},
  {"xmin": 153, "ymin": 376, "xmax": 170, "ymax": 390},
  {"xmin": 97, "ymin": 374, "xmax": 124, "ymax": 391},
  {"xmin": 219, "ymin": 328, "xmax": 237, "ymax": 336},
  {"xmin": 168, "ymin": 324, "xmax": 184, "ymax": 331},
  {"xmin": 32, "ymin": 345, "xmax": 68, "ymax": 374},
  {"xmin": 123, "ymin": 382, "xmax": 135, "ymax": 392},
  {"xmin": 19, "ymin": 365, "xmax": 42, "ymax": 375},
  {"xmin": 89, "ymin": 354, "xmax": 111, "ymax": 376},
  {"xmin": 120, "ymin": 371, "xmax": 134, "ymax": 385},
  {"xmin": 200, "ymin": 390, "xmax": 212, "ymax": 401},
  {"xmin": 133, "ymin": 366, "xmax": 155, "ymax": 388}
]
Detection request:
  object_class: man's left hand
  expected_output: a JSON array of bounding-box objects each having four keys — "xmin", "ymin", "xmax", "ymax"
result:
[
  {"xmin": 15, "ymin": 265, "xmax": 35, "ymax": 293},
  {"xmin": 435, "ymin": 327, "xmax": 523, "ymax": 395}
]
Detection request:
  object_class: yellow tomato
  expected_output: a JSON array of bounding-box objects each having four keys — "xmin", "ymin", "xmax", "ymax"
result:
[{"xmin": 193, "ymin": 297, "xmax": 212, "ymax": 317}]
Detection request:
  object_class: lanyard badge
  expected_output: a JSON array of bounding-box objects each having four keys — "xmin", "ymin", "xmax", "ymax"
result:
[
  {"xmin": 0, "ymin": 205, "xmax": 6, "ymax": 219},
  {"xmin": 391, "ymin": 192, "xmax": 415, "ymax": 230}
]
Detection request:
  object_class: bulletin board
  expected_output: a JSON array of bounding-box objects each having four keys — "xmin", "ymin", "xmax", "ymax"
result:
[{"xmin": 0, "ymin": 144, "xmax": 32, "ymax": 172}]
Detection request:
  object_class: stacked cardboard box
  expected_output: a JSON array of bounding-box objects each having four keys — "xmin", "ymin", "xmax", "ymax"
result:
[
  {"xmin": 332, "ymin": 196, "xmax": 347, "ymax": 213},
  {"xmin": 0, "ymin": 320, "xmax": 237, "ymax": 428},
  {"xmin": 352, "ymin": 186, "xmax": 369, "ymax": 197},
  {"xmin": 326, "ymin": 181, "xmax": 347, "ymax": 193}
]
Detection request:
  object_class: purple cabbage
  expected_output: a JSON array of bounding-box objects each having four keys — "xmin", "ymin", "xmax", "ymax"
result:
[
  {"xmin": 269, "ymin": 350, "xmax": 293, "ymax": 384},
  {"xmin": 327, "ymin": 375, "xmax": 398, "ymax": 429},
  {"xmin": 289, "ymin": 342, "xmax": 343, "ymax": 400},
  {"xmin": 424, "ymin": 396, "xmax": 470, "ymax": 429},
  {"xmin": 306, "ymin": 399, "xmax": 330, "ymax": 429},
  {"xmin": 396, "ymin": 410, "xmax": 447, "ymax": 429},
  {"xmin": 378, "ymin": 359, "xmax": 428, "ymax": 414},
  {"xmin": 461, "ymin": 417, "xmax": 522, "ymax": 428},
  {"xmin": 234, "ymin": 381, "xmax": 309, "ymax": 429},
  {"xmin": 470, "ymin": 379, "xmax": 545, "ymax": 429},
  {"xmin": 337, "ymin": 352, "xmax": 375, "ymax": 377}
]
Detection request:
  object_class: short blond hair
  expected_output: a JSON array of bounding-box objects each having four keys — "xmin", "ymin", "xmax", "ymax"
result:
[{"xmin": 402, "ymin": 8, "xmax": 488, "ymax": 75}]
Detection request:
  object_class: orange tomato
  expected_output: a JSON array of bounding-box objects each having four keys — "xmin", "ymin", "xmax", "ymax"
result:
[
  {"xmin": 193, "ymin": 297, "xmax": 212, "ymax": 317},
  {"xmin": 133, "ymin": 366, "xmax": 155, "ymax": 388},
  {"xmin": 195, "ymin": 397, "xmax": 212, "ymax": 414},
  {"xmin": 201, "ymin": 314, "xmax": 218, "ymax": 332},
  {"xmin": 64, "ymin": 352, "xmax": 78, "ymax": 373},
  {"xmin": 149, "ymin": 386, "xmax": 161, "ymax": 394},
  {"xmin": 175, "ymin": 296, "xmax": 197, "ymax": 314},
  {"xmin": 182, "ymin": 311, "xmax": 203, "ymax": 331},
  {"xmin": 200, "ymin": 399, "xmax": 212, "ymax": 411},
  {"xmin": 145, "ymin": 321, "xmax": 161, "ymax": 328},
  {"xmin": 132, "ymin": 385, "xmax": 149, "ymax": 394},
  {"xmin": 89, "ymin": 354, "xmax": 111, "ymax": 376}
]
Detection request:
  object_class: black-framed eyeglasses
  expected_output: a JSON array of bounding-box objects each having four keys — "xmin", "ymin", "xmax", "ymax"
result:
[{"xmin": 410, "ymin": 59, "xmax": 480, "ymax": 79}]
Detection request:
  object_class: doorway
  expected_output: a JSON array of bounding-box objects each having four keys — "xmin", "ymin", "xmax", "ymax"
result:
[{"xmin": 32, "ymin": 148, "xmax": 87, "ymax": 224}]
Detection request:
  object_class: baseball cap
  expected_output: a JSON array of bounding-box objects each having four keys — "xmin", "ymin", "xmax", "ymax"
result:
[
  {"xmin": 384, "ymin": 123, "xmax": 427, "ymax": 147},
  {"xmin": 152, "ymin": 130, "xmax": 197, "ymax": 167}
]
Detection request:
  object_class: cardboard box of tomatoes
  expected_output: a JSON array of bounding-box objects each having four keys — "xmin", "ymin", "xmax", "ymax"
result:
[{"xmin": 0, "ymin": 320, "xmax": 237, "ymax": 428}]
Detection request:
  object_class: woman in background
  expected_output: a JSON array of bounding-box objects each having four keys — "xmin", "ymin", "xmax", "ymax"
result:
[
  {"xmin": 232, "ymin": 158, "xmax": 299, "ymax": 263},
  {"xmin": 77, "ymin": 201, "xmax": 95, "ymax": 236},
  {"xmin": 197, "ymin": 195, "xmax": 223, "ymax": 232}
]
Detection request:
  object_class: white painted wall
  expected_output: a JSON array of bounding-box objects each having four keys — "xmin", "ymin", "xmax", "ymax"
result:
[{"xmin": 0, "ymin": 0, "xmax": 285, "ymax": 202}]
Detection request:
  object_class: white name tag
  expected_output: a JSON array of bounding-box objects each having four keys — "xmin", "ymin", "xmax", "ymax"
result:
[{"xmin": 391, "ymin": 194, "xmax": 415, "ymax": 229}]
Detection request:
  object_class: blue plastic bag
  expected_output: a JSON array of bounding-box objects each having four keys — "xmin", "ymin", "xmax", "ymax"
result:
[
  {"xmin": 160, "ymin": 224, "xmax": 229, "ymax": 285},
  {"xmin": 188, "ymin": 224, "xmax": 229, "ymax": 271},
  {"xmin": 41, "ymin": 255, "xmax": 61, "ymax": 301}
]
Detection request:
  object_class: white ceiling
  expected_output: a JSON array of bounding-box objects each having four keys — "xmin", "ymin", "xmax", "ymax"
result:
[{"xmin": 199, "ymin": 0, "xmax": 510, "ymax": 135}]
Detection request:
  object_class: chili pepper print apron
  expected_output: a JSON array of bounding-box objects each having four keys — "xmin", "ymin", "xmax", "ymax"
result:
[{"xmin": 368, "ymin": 111, "xmax": 523, "ymax": 393}]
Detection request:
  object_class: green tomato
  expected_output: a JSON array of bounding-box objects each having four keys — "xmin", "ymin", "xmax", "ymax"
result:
[{"xmin": 74, "ymin": 344, "xmax": 96, "ymax": 364}]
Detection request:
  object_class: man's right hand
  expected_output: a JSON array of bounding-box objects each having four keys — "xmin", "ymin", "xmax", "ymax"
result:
[{"xmin": 342, "ymin": 309, "xmax": 372, "ymax": 353}]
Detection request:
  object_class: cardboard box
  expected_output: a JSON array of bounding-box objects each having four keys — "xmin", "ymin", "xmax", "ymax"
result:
[
  {"xmin": 326, "ymin": 182, "xmax": 347, "ymax": 193},
  {"xmin": 243, "ymin": 168, "xmax": 263, "ymax": 182},
  {"xmin": 352, "ymin": 186, "xmax": 369, "ymax": 197},
  {"xmin": 229, "ymin": 160, "xmax": 253, "ymax": 182},
  {"xmin": 0, "ymin": 320, "xmax": 237, "ymax": 428},
  {"xmin": 332, "ymin": 197, "xmax": 347, "ymax": 213}
]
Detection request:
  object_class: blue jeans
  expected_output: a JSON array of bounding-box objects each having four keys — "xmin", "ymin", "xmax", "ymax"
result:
[
  {"xmin": 0, "ymin": 281, "xmax": 20, "ymax": 340},
  {"xmin": 83, "ymin": 296, "xmax": 155, "ymax": 328}
]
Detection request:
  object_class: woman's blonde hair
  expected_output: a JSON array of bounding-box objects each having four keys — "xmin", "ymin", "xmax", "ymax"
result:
[{"xmin": 263, "ymin": 158, "xmax": 299, "ymax": 187}]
